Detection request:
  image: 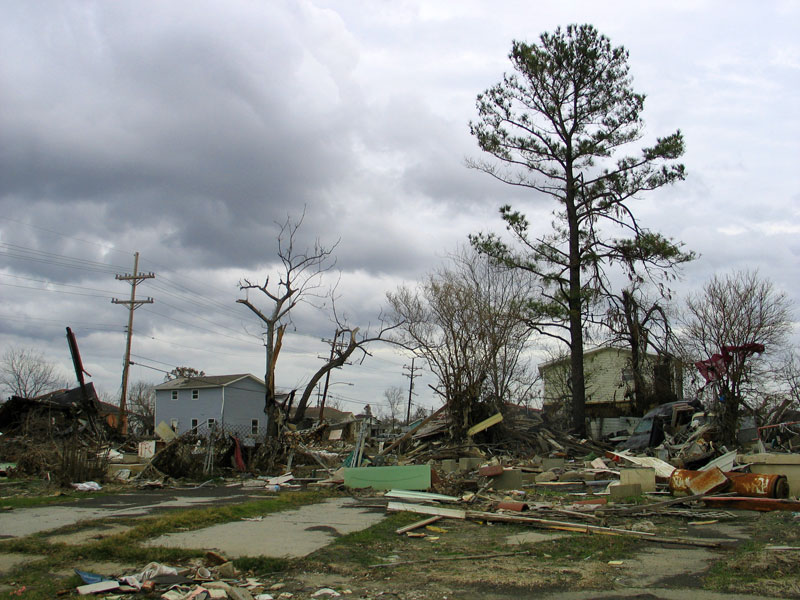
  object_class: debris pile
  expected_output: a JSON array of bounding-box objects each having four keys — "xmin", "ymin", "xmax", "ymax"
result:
[{"xmin": 70, "ymin": 554, "xmax": 324, "ymax": 599}]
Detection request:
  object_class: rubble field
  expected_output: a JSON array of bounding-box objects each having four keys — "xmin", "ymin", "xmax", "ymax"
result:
[{"xmin": 0, "ymin": 478, "xmax": 799, "ymax": 600}]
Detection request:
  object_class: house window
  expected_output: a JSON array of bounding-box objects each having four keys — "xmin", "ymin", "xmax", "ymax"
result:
[
  {"xmin": 191, "ymin": 419, "xmax": 198, "ymax": 431},
  {"xmin": 207, "ymin": 418, "xmax": 216, "ymax": 429},
  {"xmin": 171, "ymin": 391, "xmax": 178, "ymax": 400},
  {"xmin": 251, "ymin": 419, "xmax": 259, "ymax": 435},
  {"xmin": 192, "ymin": 389, "xmax": 199, "ymax": 400},
  {"xmin": 170, "ymin": 419, "xmax": 178, "ymax": 432}
]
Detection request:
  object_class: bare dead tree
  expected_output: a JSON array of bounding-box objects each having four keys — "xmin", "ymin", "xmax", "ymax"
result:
[
  {"xmin": 238, "ymin": 212, "xmax": 403, "ymax": 436},
  {"xmin": 0, "ymin": 346, "xmax": 69, "ymax": 400},
  {"xmin": 237, "ymin": 212, "xmax": 338, "ymax": 437},
  {"xmin": 680, "ymin": 270, "xmax": 793, "ymax": 445},
  {"xmin": 127, "ymin": 380, "xmax": 156, "ymax": 435},
  {"xmin": 387, "ymin": 246, "xmax": 535, "ymax": 441},
  {"xmin": 382, "ymin": 385, "xmax": 405, "ymax": 429}
]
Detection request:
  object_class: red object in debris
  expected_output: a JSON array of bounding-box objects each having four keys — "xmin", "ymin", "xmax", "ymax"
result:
[
  {"xmin": 232, "ymin": 437, "xmax": 246, "ymax": 472},
  {"xmin": 696, "ymin": 344, "xmax": 766, "ymax": 383},
  {"xmin": 496, "ymin": 500, "xmax": 528, "ymax": 512},
  {"xmin": 670, "ymin": 468, "xmax": 730, "ymax": 496},
  {"xmin": 479, "ymin": 465, "xmax": 504, "ymax": 477},
  {"xmin": 669, "ymin": 469, "xmax": 789, "ymax": 499},
  {"xmin": 725, "ymin": 472, "xmax": 789, "ymax": 499}
]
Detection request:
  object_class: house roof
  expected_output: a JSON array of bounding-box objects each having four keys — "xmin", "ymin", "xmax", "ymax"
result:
[{"xmin": 154, "ymin": 374, "xmax": 264, "ymax": 390}]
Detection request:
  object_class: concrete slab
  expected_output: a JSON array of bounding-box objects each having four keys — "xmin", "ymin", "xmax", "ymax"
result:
[
  {"xmin": 144, "ymin": 498, "xmax": 385, "ymax": 558},
  {"xmin": 0, "ymin": 495, "xmax": 247, "ymax": 538}
]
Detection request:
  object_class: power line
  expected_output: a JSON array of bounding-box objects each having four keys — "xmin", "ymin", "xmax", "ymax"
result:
[
  {"xmin": 148, "ymin": 279, "xmax": 244, "ymax": 320},
  {"xmin": 0, "ymin": 281, "xmax": 113, "ymax": 299},
  {"xmin": 0, "ymin": 242, "xmax": 124, "ymax": 273},
  {"xmin": 0, "ymin": 273, "xmax": 119, "ymax": 294},
  {"xmin": 150, "ymin": 296, "xmax": 258, "ymax": 340},
  {"xmin": 140, "ymin": 335, "xmax": 261, "ymax": 358},
  {"xmin": 0, "ymin": 217, "xmax": 133, "ymax": 260},
  {"xmin": 141, "ymin": 307, "xmax": 259, "ymax": 345},
  {"xmin": 0, "ymin": 313, "xmax": 121, "ymax": 331}
]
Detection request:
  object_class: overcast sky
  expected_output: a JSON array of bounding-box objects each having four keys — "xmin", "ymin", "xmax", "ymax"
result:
[{"xmin": 1, "ymin": 1, "xmax": 798, "ymax": 415}]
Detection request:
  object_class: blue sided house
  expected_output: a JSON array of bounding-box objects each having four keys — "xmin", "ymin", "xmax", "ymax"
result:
[{"xmin": 154, "ymin": 374, "xmax": 267, "ymax": 436}]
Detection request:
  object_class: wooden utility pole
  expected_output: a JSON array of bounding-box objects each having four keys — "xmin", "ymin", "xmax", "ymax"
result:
[
  {"xmin": 403, "ymin": 358, "xmax": 421, "ymax": 425},
  {"xmin": 318, "ymin": 329, "xmax": 340, "ymax": 423},
  {"xmin": 112, "ymin": 252, "xmax": 154, "ymax": 434}
]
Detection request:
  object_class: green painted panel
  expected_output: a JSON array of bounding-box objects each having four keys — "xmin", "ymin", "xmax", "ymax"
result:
[{"xmin": 343, "ymin": 465, "xmax": 431, "ymax": 491}]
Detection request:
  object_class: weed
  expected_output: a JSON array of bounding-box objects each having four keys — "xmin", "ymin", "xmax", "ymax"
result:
[{"xmin": 234, "ymin": 555, "xmax": 290, "ymax": 574}]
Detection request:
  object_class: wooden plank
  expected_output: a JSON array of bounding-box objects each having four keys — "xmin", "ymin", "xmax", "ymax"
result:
[
  {"xmin": 465, "ymin": 511, "xmax": 722, "ymax": 548},
  {"xmin": 467, "ymin": 412, "xmax": 503, "ymax": 437},
  {"xmin": 384, "ymin": 490, "xmax": 460, "ymax": 503},
  {"xmin": 387, "ymin": 501, "xmax": 466, "ymax": 519},
  {"xmin": 344, "ymin": 465, "xmax": 431, "ymax": 491},
  {"xmin": 395, "ymin": 515, "xmax": 443, "ymax": 535},
  {"xmin": 466, "ymin": 511, "xmax": 652, "ymax": 536}
]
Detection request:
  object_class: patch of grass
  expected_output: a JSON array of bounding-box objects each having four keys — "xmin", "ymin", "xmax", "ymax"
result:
[
  {"xmin": 233, "ymin": 555, "xmax": 290, "ymax": 574},
  {"xmin": 309, "ymin": 512, "xmax": 420, "ymax": 566},
  {"xmin": 524, "ymin": 531, "xmax": 643, "ymax": 562},
  {"xmin": 705, "ymin": 536, "xmax": 800, "ymax": 596}
]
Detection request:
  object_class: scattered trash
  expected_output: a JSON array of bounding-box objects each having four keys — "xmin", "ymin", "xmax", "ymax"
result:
[{"xmin": 71, "ymin": 481, "xmax": 102, "ymax": 492}]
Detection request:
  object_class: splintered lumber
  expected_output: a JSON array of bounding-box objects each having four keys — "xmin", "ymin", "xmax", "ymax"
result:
[
  {"xmin": 377, "ymin": 405, "xmax": 447, "ymax": 457},
  {"xmin": 467, "ymin": 412, "xmax": 503, "ymax": 437},
  {"xmin": 296, "ymin": 443, "xmax": 334, "ymax": 473},
  {"xmin": 464, "ymin": 511, "xmax": 722, "ymax": 548},
  {"xmin": 387, "ymin": 501, "xmax": 466, "ymax": 519},
  {"xmin": 466, "ymin": 510, "xmax": 651, "ymax": 536},
  {"xmin": 395, "ymin": 515, "xmax": 443, "ymax": 535}
]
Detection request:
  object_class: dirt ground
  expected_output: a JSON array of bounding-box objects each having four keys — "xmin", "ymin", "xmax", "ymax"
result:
[{"xmin": 1, "ymin": 483, "xmax": 799, "ymax": 599}]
